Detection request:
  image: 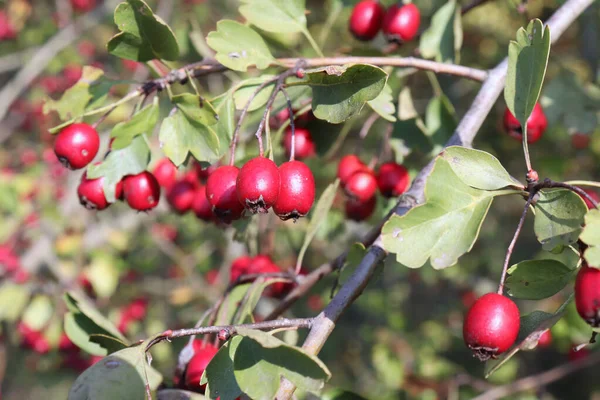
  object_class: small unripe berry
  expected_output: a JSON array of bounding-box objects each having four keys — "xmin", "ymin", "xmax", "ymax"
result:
[
  {"xmin": 54, "ymin": 123, "xmax": 100, "ymax": 170},
  {"xmin": 273, "ymin": 161, "xmax": 315, "ymax": 221},
  {"xmin": 463, "ymin": 293, "xmax": 520, "ymax": 361},
  {"xmin": 192, "ymin": 186, "xmax": 214, "ymax": 222},
  {"xmin": 77, "ymin": 172, "xmax": 110, "ymax": 210},
  {"xmin": 122, "ymin": 171, "xmax": 161, "ymax": 211},
  {"xmin": 344, "ymin": 170, "xmax": 378, "ymax": 202},
  {"xmin": 152, "ymin": 158, "xmax": 178, "ymax": 189},
  {"xmin": 377, "ymin": 162, "xmax": 410, "ymax": 198},
  {"xmin": 185, "ymin": 342, "xmax": 219, "ymax": 391},
  {"xmin": 575, "ymin": 263, "xmax": 600, "ymax": 327},
  {"xmin": 349, "ymin": 0, "xmax": 385, "ymax": 41},
  {"xmin": 345, "ymin": 197, "xmax": 376, "ymax": 221},
  {"xmin": 503, "ymin": 103, "xmax": 548, "ymax": 144},
  {"xmin": 237, "ymin": 157, "xmax": 280, "ymax": 214},
  {"xmin": 382, "ymin": 3, "xmax": 420, "ymax": 43},
  {"xmin": 206, "ymin": 165, "xmax": 245, "ymax": 223},
  {"xmin": 167, "ymin": 180, "xmax": 196, "ymax": 214},
  {"xmin": 283, "ymin": 128, "xmax": 316, "ymax": 160},
  {"xmin": 337, "ymin": 155, "xmax": 368, "ymax": 186}
]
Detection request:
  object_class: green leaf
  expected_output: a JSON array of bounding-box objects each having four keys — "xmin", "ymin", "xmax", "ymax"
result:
[
  {"xmin": 68, "ymin": 346, "xmax": 162, "ymax": 399},
  {"xmin": 506, "ymin": 259, "xmax": 575, "ymax": 300},
  {"xmin": 206, "ymin": 20, "xmax": 275, "ymax": 72},
  {"xmin": 157, "ymin": 390, "xmax": 208, "ymax": 399},
  {"xmin": 304, "ymin": 64, "xmax": 387, "ymax": 124},
  {"xmin": 425, "ymin": 95, "xmax": 456, "ymax": 146},
  {"xmin": 172, "ymin": 94, "xmax": 218, "ymax": 126},
  {"xmin": 86, "ymin": 255, "xmax": 121, "ymax": 299},
  {"xmin": 234, "ymin": 278, "xmax": 289, "ymax": 324},
  {"xmin": 367, "ymin": 84, "xmax": 396, "ymax": 122},
  {"xmin": 239, "ymin": 0, "xmax": 307, "ymax": 34},
  {"xmin": 504, "ymin": 19, "xmax": 551, "ymax": 133},
  {"xmin": 107, "ymin": 0, "xmax": 179, "ymax": 61},
  {"xmin": 87, "ymin": 136, "xmax": 151, "ymax": 203},
  {"xmin": 581, "ymin": 209, "xmax": 600, "ymax": 267},
  {"xmin": 441, "ymin": 147, "xmax": 521, "ymax": 190},
  {"xmin": 296, "ymin": 179, "xmax": 340, "ymax": 271},
  {"xmin": 485, "ymin": 294, "xmax": 572, "ymax": 378},
  {"xmin": 419, "ymin": 0, "xmax": 463, "ymax": 63},
  {"xmin": 215, "ymin": 284, "xmax": 253, "ymax": 326},
  {"xmin": 382, "ymin": 157, "xmax": 498, "ymax": 269},
  {"xmin": 204, "ymin": 336, "xmax": 243, "ymax": 400},
  {"xmin": 212, "ymin": 95, "xmax": 235, "ymax": 157},
  {"xmin": 323, "ymin": 389, "xmax": 368, "ymax": 400},
  {"xmin": 233, "ymin": 328, "xmax": 330, "ymax": 399},
  {"xmin": 233, "ymin": 76, "xmax": 276, "ymax": 111},
  {"xmin": 111, "ymin": 98, "xmax": 159, "ymax": 150},
  {"xmin": 533, "ymin": 189, "xmax": 587, "ymax": 251},
  {"xmin": 22, "ymin": 295, "xmax": 54, "ymax": 331},
  {"xmin": 0, "ymin": 283, "xmax": 30, "ymax": 322}
]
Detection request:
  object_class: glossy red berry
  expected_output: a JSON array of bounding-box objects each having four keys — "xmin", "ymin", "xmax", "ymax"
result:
[
  {"xmin": 382, "ymin": 3, "xmax": 420, "ymax": 43},
  {"xmin": 230, "ymin": 255, "xmax": 252, "ymax": 283},
  {"xmin": 503, "ymin": 103, "xmax": 548, "ymax": 144},
  {"xmin": 283, "ymin": 128, "xmax": 316, "ymax": 160},
  {"xmin": 192, "ymin": 186, "xmax": 214, "ymax": 222},
  {"xmin": 185, "ymin": 342, "xmax": 219, "ymax": 391},
  {"xmin": 152, "ymin": 158, "xmax": 178, "ymax": 189},
  {"xmin": 345, "ymin": 196, "xmax": 376, "ymax": 221},
  {"xmin": 273, "ymin": 161, "xmax": 315, "ymax": 221},
  {"xmin": 122, "ymin": 171, "xmax": 161, "ymax": 211},
  {"xmin": 237, "ymin": 157, "xmax": 280, "ymax": 214},
  {"xmin": 337, "ymin": 155, "xmax": 368, "ymax": 186},
  {"xmin": 77, "ymin": 172, "xmax": 110, "ymax": 210},
  {"xmin": 206, "ymin": 165, "xmax": 245, "ymax": 223},
  {"xmin": 344, "ymin": 170, "xmax": 377, "ymax": 202},
  {"xmin": 377, "ymin": 162, "xmax": 410, "ymax": 198},
  {"xmin": 247, "ymin": 255, "xmax": 286, "ymax": 298},
  {"xmin": 71, "ymin": 0, "xmax": 96, "ymax": 12},
  {"xmin": 349, "ymin": 0, "xmax": 385, "ymax": 41},
  {"xmin": 537, "ymin": 330, "xmax": 552, "ymax": 348},
  {"xmin": 575, "ymin": 264, "xmax": 600, "ymax": 327},
  {"xmin": 579, "ymin": 189, "xmax": 599, "ymax": 209},
  {"xmin": 463, "ymin": 293, "xmax": 520, "ymax": 361},
  {"xmin": 167, "ymin": 180, "xmax": 196, "ymax": 214},
  {"xmin": 54, "ymin": 123, "xmax": 100, "ymax": 170}
]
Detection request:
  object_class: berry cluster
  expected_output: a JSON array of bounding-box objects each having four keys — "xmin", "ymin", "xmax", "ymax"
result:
[
  {"xmin": 338, "ymin": 155, "xmax": 410, "ymax": 221},
  {"xmin": 349, "ymin": 0, "xmax": 420, "ymax": 44}
]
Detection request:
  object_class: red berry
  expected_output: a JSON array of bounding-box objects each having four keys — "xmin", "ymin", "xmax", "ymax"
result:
[
  {"xmin": 71, "ymin": 0, "xmax": 96, "ymax": 12},
  {"xmin": 575, "ymin": 263, "xmax": 600, "ymax": 327},
  {"xmin": 205, "ymin": 269, "xmax": 219, "ymax": 285},
  {"xmin": 63, "ymin": 64, "xmax": 82, "ymax": 87},
  {"xmin": 59, "ymin": 332, "xmax": 78, "ymax": 353},
  {"xmin": 463, "ymin": 293, "xmax": 520, "ymax": 361},
  {"xmin": 206, "ymin": 165, "xmax": 245, "ymax": 223},
  {"xmin": 579, "ymin": 189, "xmax": 599, "ymax": 209},
  {"xmin": 122, "ymin": 59, "xmax": 140, "ymax": 72},
  {"xmin": 377, "ymin": 162, "xmax": 410, "ymax": 198},
  {"xmin": 247, "ymin": 255, "xmax": 286, "ymax": 298},
  {"xmin": 192, "ymin": 185, "xmax": 214, "ymax": 222},
  {"xmin": 152, "ymin": 158, "xmax": 178, "ymax": 189},
  {"xmin": 77, "ymin": 171, "xmax": 110, "ymax": 210},
  {"xmin": 273, "ymin": 161, "xmax": 315, "ymax": 221},
  {"xmin": 345, "ymin": 196, "xmax": 376, "ymax": 221},
  {"xmin": 0, "ymin": 11, "xmax": 16, "ymax": 40},
  {"xmin": 54, "ymin": 123, "xmax": 100, "ymax": 170},
  {"xmin": 115, "ymin": 179, "xmax": 124, "ymax": 201},
  {"xmin": 230, "ymin": 255, "xmax": 252, "ymax": 283},
  {"xmin": 167, "ymin": 180, "xmax": 196, "ymax": 214},
  {"xmin": 537, "ymin": 330, "xmax": 552, "ymax": 348},
  {"xmin": 185, "ymin": 342, "xmax": 219, "ymax": 391},
  {"xmin": 236, "ymin": 157, "xmax": 280, "ymax": 214},
  {"xmin": 125, "ymin": 298, "xmax": 148, "ymax": 321},
  {"xmin": 283, "ymin": 128, "xmax": 316, "ymax": 160},
  {"xmin": 571, "ymin": 133, "xmax": 590, "ymax": 149},
  {"xmin": 349, "ymin": 0, "xmax": 385, "ymax": 41},
  {"xmin": 337, "ymin": 155, "xmax": 368, "ymax": 186},
  {"xmin": 123, "ymin": 171, "xmax": 161, "ymax": 211},
  {"xmin": 568, "ymin": 346, "xmax": 589, "ymax": 362},
  {"xmin": 503, "ymin": 103, "xmax": 548, "ymax": 144},
  {"xmin": 382, "ymin": 3, "xmax": 420, "ymax": 43},
  {"xmin": 344, "ymin": 170, "xmax": 377, "ymax": 202}
]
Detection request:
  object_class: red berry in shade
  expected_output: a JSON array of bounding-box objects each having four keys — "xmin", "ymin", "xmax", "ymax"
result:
[
  {"xmin": 575, "ymin": 263, "xmax": 600, "ymax": 327},
  {"xmin": 167, "ymin": 180, "xmax": 196, "ymax": 214},
  {"xmin": 463, "ymin": 293, "xmax": 520, "ymax": 361},
  {"xmin": 237, "ymin": 157, "xmax": 280, "ymax": 214},
  {"xmin": 115, "ymin": 179, "xmax": 124, "ymax": 201},
  {"xmin": 122, "ymin": 59, "xmax": 141, "ymax": 72},
  {"xmin": 192, "ymin": 186, "xmax": 214, "ymax": 222},
  {"xmin": 206, "ymin": 165, "xmax": 245, "ymax": 223},
  {"xmin": 571, "ymin": 133, "xmax": 591, "ymax": 149},
  {"xmin": 537, "ymin": 330, "xmax": 552, "ymax": 348},
  {"xmin": 152, "ymin": 158, "xmax": 178, "ymax": 189},
  {"xmin": 205, "ymin": 269, "xmax": 219, "ymax": 285},
  {"xmin": 376, "ymin": 162, "xmax": 410, "ymax": 198},
  {"xmin": 382, "ymin": 3, "xmax": 421, "ymax": 43},
  {"xmin": 185, "ymin": 342, "xmax": 219, "ymax": 391},
  {"xmin": 273, "ymin": 161, "xmax": 315, "ymax": 221},
  {"xmin": 54, "ymin": 123, "xmax": 100, "ymax": 170},
  {"xmin": 503, "ymin": 103, "xmax": 548, "ymax": 144},
  {"xmin": 77, "ymin": 172, "xmax": 110, "ymax": 210},
  {"xmin": 349, "ymin": 0, "xmax": 385, "ymax": 41},
  {"xmin": 59, "ymin": 332, "xmax": 78, "ymax": 353},
  {"xmin": 345, "ymin": 196, "xmax": 377, "ymax": 221},
  {"xmin": 344, "ymin": 170, "xmax": 377, "ymax": 202},
  {"xmin": 0, "ymin": 246, "xmax": 21, "ymax": 274},
  {"xmin": 122, "ymin": 171, "xmax": 161, "ymax": 211},
  {"xmin": 70, "ymin": 0, "xmax": 97, "ymax": 12},
  {"xmin": 568, "ymin": 346, "xmax": 589, "ymax": 362},
  {"xmin": 283, "ymin": 128, "xmax": 316, "ymax": 160},
  {"xmin": 247, "ymin": 255, "xmax": 286, "ymax": 298},
  {"xmin": 337, "ymin": 155, "xmax": 368, "ymax": 186},
  {"xmin": 196, "ymin": 164, "xmax": 217, "ymax": 182},
  {"xmin": 230, "ymin": 255, "xmax": 252, "ymax": 283},
  {"xmin": 579, "ymin": 189, "xmax": 599, "ymax": 209},
  {"xmin": 63, "ymin": 64, "xmax": 83, "ymax": 87}
]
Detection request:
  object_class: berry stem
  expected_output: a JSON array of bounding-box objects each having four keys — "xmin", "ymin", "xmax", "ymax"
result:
[
  {"xmin": 280, "ymin": 87, "xmax": 296, "ymax": 161},
  {"xmin": 522, "ymin": 126, "xmax": 533, "ymax": 173}
]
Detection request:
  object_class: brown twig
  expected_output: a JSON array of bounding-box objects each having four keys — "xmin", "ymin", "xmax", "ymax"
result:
[{"xmin": 280, "ymin": 87, "xmax": 296, "ymax": 161}]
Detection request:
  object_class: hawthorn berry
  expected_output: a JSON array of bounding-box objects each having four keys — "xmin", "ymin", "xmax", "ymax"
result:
[
  {"xmin": 349, "ymin": 0, "xmax": 385, "ymax": 41},
  {"xmin": 54, "ymin": 123, "xmax": 100, "ymax": 170},
  {"xmin": 247, "ymin": 255, "xmax": 286, "ymax": 298},
  {"xmin": 537, "ymin": 330, "xmax": 552, "ymax": 348},
  {"xmin": 0, "ymin": 11, "xmax": 16, "ymax": 40},
  {"xmin": 236, "ymin": 157, "xmax": 280, "ymax": 214},
  {"xmin": 571, "ymin": 133, "xmax": 590, "ymax": 149},
  {"xmin": 344, "ymin": 170, "xmax": 378, "ymax": 202},
  {"xmin": 185, "ymin": 341, "xmax": 219, "ymax": 391},
  {"xmin": 503, "ymin": 103, "xmax": 548, "ymax": 144},
  {"xmin": 273, "ymin": 161, "xmax": 316, "ymax": 221},
  {"xmin": 382, "ymin": 3, "xmax": 421, "ymax": 43},
  {"xmin": 77, "ymin": 172, "xmax": 110, "ymax": 210},
  {"xmin": 192, "ymin": 186, "xmax": 214, "ymax": 222},
  {"xmin": 575, "ymin": 263, "xmax": 600, "ymax": 327},
  {"xmin": 283, "ymin": 128, "xmax": 316, "ymax": 160},
  {"xmin": 122, "ymin": 171, "xmax": 161, "ymax": 211},
  {"xmin": 230, "ymin": 255, "xmax": 253, "ymax": 283},
  {"xmin": 579, "ymin": 189, "xmax": 599, "ymax": 209},
  {"xmin": 463, "ymin": 293, "xmax": 520, "ymax": 361},
  {"xmin": 377, "ymin": 162, "xmax": 410, "ymax": 198},
  {"xmin": 337, "ymin": 155, "xmax": 368, "ymax": 186},
  {"xmin": 206, "ymin": 165, "xmax": 245, "ymax": 223},
  {"xmin": 71, "ymin": 0, "xmax": 96, "ymax": 12},
  {"xmin": 152, "ymin": 158, "xmax": 178, "ymax": 189},
  {"xmin": 167, "ymin": 180, "xmax": 196, "ymax": 214},
  {"xmin": 345, "ymin": 196, "xmax": 376, "ymax": 221}
]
